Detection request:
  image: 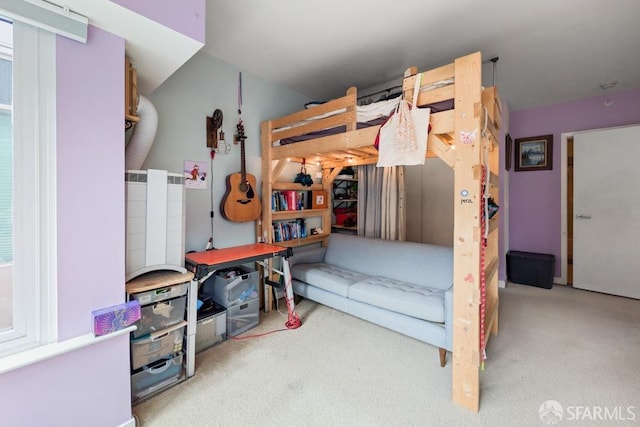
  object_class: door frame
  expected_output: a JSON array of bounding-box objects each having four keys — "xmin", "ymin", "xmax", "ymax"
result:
[
  {"xmin": 559, "ymin": 131, "xmax": 574, "ymax": 286},
  {"xmin": 560, "ymin": 125, "xmax": 639, "ymax": 287}
]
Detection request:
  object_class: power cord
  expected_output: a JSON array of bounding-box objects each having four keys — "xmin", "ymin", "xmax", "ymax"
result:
[
  {"xmin": 226, "ymin": 286, "xmax": 294, "ymax": 340},
  {"xmin": 273, "ymin": 285, "xmax": 288, "ymax": 317},
  {"xmin": 228, "ymin": 327, "xmax": 292, "ymax": 340}
]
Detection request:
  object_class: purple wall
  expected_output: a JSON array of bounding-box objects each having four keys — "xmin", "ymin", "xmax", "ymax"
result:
[
  {"xmin": 508, "ymin": 88, "xmax": 640, "ymax": 277},
  {"xmin": 0, "ymin": 3, "xmax": 205, "ymax": 425},
  {"xmin": 110, "ymin": 0, "xmax": 206, "ymax": 43},
  {"xmin": 56, "ymin": 26, "xmax": 126, "ymax": 341},
  {"xmin": 0, "ymin": 25, "xmax": 132, "ymax": 426}
]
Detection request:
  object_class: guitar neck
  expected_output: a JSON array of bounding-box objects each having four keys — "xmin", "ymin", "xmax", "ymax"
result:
[{"xmin": 240, "ymin": 138, "xmax": 247, "ymax": 182}]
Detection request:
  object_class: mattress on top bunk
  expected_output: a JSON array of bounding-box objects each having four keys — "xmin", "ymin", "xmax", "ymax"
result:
[
  {"xmin": 274, "ymin": 98, "xmax": 397, "ymax": 145},
  {"xmin": 277, "ymin": 102, "xmax": 452, "ymax": 146},
  {"xmin": 277, "ymin": 117, "xmax": 386, "ymax": 145},
  {"xmin": 275, "ymin": 78, "xmax": 455, "ymax": 146}
]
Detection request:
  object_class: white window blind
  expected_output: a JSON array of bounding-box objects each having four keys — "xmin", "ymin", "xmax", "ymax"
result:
[{"xmin": 0, "ymin": 18, "xmax": 57, "ymax": 358}]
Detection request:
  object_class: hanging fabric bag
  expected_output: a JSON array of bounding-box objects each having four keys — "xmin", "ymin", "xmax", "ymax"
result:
[{"xmin": 376, "ymin": 73, "xmax": 431, "ymax": 167}]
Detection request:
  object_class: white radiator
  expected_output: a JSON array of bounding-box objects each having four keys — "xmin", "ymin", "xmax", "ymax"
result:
[{"xmin": 125, "ymin": 169, "xmax": 186, "ymax": 281}]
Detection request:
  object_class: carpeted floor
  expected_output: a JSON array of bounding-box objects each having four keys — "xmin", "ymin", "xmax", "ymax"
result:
[{"xmin": 133, "ymin": 284, "xmax": 639, "ymax": 427}]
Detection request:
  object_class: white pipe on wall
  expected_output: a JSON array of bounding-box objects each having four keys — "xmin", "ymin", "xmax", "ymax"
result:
[{"xmin": 125, "ymin": 94, "xmax": 158, "ymax": 170}]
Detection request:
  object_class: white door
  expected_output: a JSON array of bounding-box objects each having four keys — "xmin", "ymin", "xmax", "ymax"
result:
[{"xmin": 573, "ymin": 125, "xmax": 640, "ymax": 299}]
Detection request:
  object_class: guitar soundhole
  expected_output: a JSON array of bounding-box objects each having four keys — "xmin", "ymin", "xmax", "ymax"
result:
[{"xmin": 239, "ymin": 182, "xmax": 249, "ymax": 193}]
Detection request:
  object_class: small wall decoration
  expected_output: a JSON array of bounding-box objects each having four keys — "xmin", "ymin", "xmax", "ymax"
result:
[
  {"xmin": 514, "ymin": 134, "xmax": 553, "ymax": 172},
  {"xmin": 184, "ymin": 160, "xmax": 208, "ymax": 189},
  {"xmin": 311, "ymin": 190, "xmax": 327, "ymax": 209}
]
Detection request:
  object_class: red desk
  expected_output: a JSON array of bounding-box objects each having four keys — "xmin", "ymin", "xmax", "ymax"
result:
[
  {"xmin": 184, "ymin": 243, "xmax": 292, "ymax": 280},
  {"xmin": 184, "ymin": 243, "xmax": 300, "ymax": 335}
]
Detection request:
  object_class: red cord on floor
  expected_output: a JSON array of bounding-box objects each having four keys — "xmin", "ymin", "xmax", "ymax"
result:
[{"xmin": 228, "ymin": 328, "xmax": 292, "ymax": 340}]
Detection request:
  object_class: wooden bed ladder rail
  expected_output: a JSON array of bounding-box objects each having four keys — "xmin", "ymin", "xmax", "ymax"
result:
[{"xmin": 450, "ymin": 51, "xmax": 500, "ymax": 413}]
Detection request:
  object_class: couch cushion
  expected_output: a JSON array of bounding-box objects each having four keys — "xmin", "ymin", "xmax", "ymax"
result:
[
  {"xmin": 291, "ymin": 263, "xmax": 371, "ymax": 298},
  {"xmin": 348, "ymin": 276, "xmax": 445, "ymax": 323},
  {"xmin": 324, "ymin": 234, "xmax": 453, "ymax": 291}
]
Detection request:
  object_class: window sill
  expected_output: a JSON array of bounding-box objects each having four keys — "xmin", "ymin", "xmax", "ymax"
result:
[{"xmin": 0, "ymin": 325, "xmax": 135, "ymax": 375}]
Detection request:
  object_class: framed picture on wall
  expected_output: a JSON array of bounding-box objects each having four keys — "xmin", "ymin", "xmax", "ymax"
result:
[{"xmin": 514, "ymin": 134, "xmax": 553, "ymax": 171}]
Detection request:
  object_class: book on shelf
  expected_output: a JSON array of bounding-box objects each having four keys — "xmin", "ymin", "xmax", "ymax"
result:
[
  {"xmin": 272, "ymin": 218, "xmax": 307, "ymax": 242},
  {"xmin": 271, "ymin": 190, "xmax": 313, "ymax": 212}
]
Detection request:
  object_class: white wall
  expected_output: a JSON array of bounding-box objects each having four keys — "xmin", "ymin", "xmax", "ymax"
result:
[{"xmin": 143, "ymin": 52, "xmax": 311, "ymax": 251}]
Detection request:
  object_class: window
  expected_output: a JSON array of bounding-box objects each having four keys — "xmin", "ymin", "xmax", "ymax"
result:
[{"xmin": 0, "ymin": 17, "xmax": 57, "ymax": 358}]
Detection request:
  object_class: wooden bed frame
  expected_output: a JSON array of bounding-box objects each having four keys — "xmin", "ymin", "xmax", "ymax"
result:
[{"xmin": 260, "ymin": 52, "xmax": 501, "ymax": 412}]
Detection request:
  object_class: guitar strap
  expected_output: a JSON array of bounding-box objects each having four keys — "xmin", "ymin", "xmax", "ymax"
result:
[{"xmin": 237, "ymin": 71, "xmax": 243, "ymax": 115}]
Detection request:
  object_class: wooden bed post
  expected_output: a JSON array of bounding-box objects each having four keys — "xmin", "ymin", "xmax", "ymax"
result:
[
  {"xmin": 258, "ymin": 51, "xmax": 500, "ymax": 411},
  {"xmin": 451, "ymin": 52, "xmax": 483, "ymax": 412},
  {"xmin": 260, "ymin": 121, "xmax": 275, "ymax": 311}
]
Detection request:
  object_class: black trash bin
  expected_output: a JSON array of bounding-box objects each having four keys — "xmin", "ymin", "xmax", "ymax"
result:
[{"xmin": 506, "ymin": 250, "xmax": 555, "ymax": 289}]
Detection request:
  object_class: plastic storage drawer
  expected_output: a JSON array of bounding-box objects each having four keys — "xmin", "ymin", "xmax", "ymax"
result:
[
  {"xmin": 195, "ymin": 304, "xmax": 227, "ymax": 353},
  {"xmin": 507, "ymin": 250, "xmax": 555, "ymax": 289},
  {"xmin": 130, "ymin": 322, "xmax": 186, "ymax": 370},
  {"xmin": 133, "ymin": 294, "xmax": 187, "ymax": 339},
  {"xmin": 202, "ymin": 266, "xmax": 259, "ymax": 308},
  {"xmin": 131, "ymin": 282, "xmax": 188, "ymax": 305},
  {"xmin": 227, "ymin": 298, "xmax": 259, "ymax": 337},
  {"xmin": 131, "ymin": 352, "xmax": 183, "ymax": 401}
]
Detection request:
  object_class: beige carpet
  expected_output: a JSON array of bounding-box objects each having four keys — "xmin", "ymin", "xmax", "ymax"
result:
[{"xmin": 133, "ymin": 284, "xmax": 639, "ymax": 426}]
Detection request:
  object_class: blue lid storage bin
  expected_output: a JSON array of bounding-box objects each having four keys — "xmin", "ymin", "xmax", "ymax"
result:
[{"xmin": 507, "ymin": 250, "xmax": 555, "ymax": 289}]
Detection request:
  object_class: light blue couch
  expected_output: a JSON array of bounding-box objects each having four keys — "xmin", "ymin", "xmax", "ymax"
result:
[{"xmin": 289, "ymin": 233, "xmax": 454, "ymax": 366}]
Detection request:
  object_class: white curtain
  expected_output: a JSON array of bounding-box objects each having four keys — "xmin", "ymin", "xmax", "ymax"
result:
[{"xmin": 357, "ymin": 165, "xmax": 405, "ymax": 240}]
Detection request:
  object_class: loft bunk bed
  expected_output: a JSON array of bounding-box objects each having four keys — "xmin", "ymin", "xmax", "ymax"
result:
[{"xmin": 260, "ymin": 52, "xmax": 501, "ymax": 412}]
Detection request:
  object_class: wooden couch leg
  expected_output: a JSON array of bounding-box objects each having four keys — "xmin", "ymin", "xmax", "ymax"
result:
[{"xmin": 439, "ymin": 348, "xmax": 447, "ymax": 367}]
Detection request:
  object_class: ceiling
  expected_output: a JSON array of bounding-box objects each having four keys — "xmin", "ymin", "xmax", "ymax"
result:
[{"xmin": 203, "ymin": 0, "xmax": 640, "ymax": 112}]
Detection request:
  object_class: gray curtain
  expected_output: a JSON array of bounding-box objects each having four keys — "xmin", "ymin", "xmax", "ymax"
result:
[{"xmin": 357, "ymin": 165, "xmax": 405, "ymax": 240}]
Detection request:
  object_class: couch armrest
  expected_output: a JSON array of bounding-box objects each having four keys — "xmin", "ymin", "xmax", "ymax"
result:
[
  {"xmin": 444, "ymin": 284, "xmax": 453, "ymax": 352},
  {"xmin": 288, "ymin": 246, "xmax": 326, "ymax": 269}
]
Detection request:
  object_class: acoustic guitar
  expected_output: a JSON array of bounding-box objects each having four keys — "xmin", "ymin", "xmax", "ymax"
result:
[{"xmin": 221, "ymin": 120, "xmax": 262, "ymax": 222}]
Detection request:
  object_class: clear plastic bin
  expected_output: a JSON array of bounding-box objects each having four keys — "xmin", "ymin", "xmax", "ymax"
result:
[
  {"xmin": 195, "ymin": 308, "xmax": 226, "ymax": 353},
  {"xmin": 202, "ymin": 266, "xmax": 259, "ymax": 308},
  {"xmin": 227, "ymin": 298, "xmax": 259, "ymax": 337},
  {"xmin": 133, "ymin": 294, "xmax": 187, "ymax": 339},
  {"xmin": 132, "ymin": 282, "xmax": 188, "ymax": 305},
  {"xmin": 131, "ymin": 352, "xmax": 183, "ymax": 401},
  {"xmin": 130, "ymin": 322, "xmax": 186, "ymax": 370}
]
